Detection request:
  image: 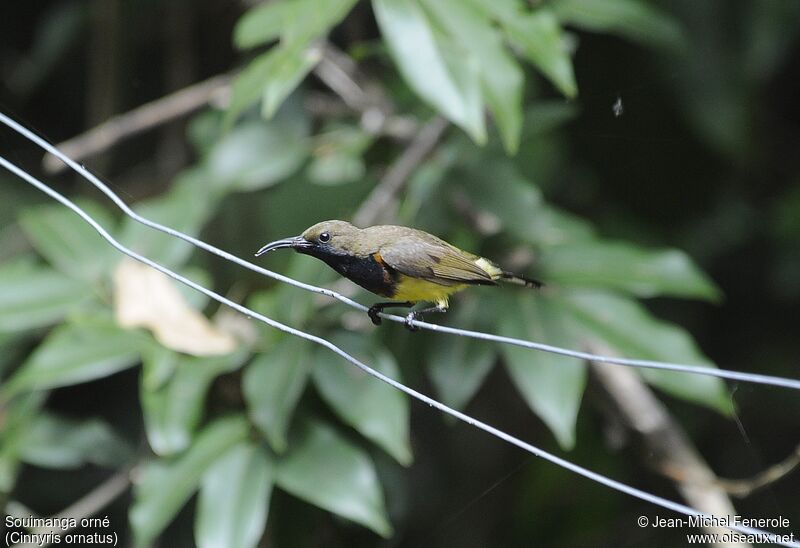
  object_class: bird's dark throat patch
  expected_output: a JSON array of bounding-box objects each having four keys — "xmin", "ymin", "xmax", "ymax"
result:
[{"xmin": 299, "ymin": 245, "xmax": 397, "ymax": 297}]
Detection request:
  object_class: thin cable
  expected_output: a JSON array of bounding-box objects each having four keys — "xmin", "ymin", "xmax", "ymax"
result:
[
  {"xmin": 2, "ymin": 111, "xmax": 800, "ymax": 393},
  {"xmin": 1, "ymin": 156, "xmax": 796, "ymax": 547}
]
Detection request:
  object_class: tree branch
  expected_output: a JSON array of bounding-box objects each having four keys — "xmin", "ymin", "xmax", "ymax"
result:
[
  {"xmin": 353, "ymin": 116, "xmax": 449, "ymax": 227},
  {"xmin": 42, "ymin": 73, "xmax": 233, "ymax": 174},
  {"xmin": 16, "ymin": 469, "xmax": 131, "ymax": 548},
  {"xmin": 591, "ymin": 352, "xmax": 750, "ymax": 548}
]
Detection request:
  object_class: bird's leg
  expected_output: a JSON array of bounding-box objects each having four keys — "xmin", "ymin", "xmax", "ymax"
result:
[
  {"xmin": 367, "ymin": 301, "xmax": 414, "ymax": 325},
  {"xmin": 404, "ymin": 305, "xmax": 448, "ymax": 331}
]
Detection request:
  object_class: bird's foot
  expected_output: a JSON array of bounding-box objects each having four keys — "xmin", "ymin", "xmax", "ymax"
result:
[
  {"xmin": 404, "ymin": 312, "xmax": 420, "ymax": 332},
  {"xmin": 367, "ymin": 305, "xmax": 383, "ymax": 326}
]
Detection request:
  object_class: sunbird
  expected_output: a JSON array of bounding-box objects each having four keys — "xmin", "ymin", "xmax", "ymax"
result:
[{"xmin": 255, "ymin": 220, "xmax": 542, "ymax": 328}]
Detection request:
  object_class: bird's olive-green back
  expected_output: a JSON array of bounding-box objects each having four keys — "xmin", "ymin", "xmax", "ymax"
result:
[{"xmin": 301, "ymin": 220, "xmax": 496, "ymax": 283}]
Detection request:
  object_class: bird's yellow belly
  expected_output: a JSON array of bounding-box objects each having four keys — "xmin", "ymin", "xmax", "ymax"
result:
[{"xmin": 391, "ymin": 275, "xmax": 466, "ymax": 307}]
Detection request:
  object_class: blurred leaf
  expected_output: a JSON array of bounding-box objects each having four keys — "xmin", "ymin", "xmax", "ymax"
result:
[
  {"xmin": 501, "ymin": 8, "xmax": 577, "ymax": 98},
  {"xmin": 227, "ymin": 43, "xmax": 322, "ymax": 125},
  {"xmin": 455, "ymin": 149, "xmax": 594, "ymax": 245},
  {"xmin": 1, "ymin": 320, "xmax": 144, "ymax": 398},
  {"xmin": 0, "ymin": 258, "xmax": 94, "ymax": 333},
  {"xmin": 529, "ymin": 206, "xmax": 596, "ymax": 246},
  {"xmin": 244, "ymin": 337, "xmax": 310, "ymax": 453},
  {"xmin": 248, "ymin": 257, "xmax": 332, "ymax": 328},
  {"xmin": 0, "ymin": 333, "xmax": 26, "ymax": 378},
  {"xmin": 234, "ymin": 0, "xmax": 357, "ymax": 49},
  {"xmin": 208, "ymin": 119, "xmax": 308, "ymax": 192},
  {"xmin": 19, "ymin": 200, "xmax": 119, "ymax": 282},
  {"xmin": 500, "ymin": 293, "xmax": 586, "ymax": 449},
  {"xmin": 234, "ymin": 0, "xmax": 292, "ymax": 49},
  {"xmin": 261, "ymin": 45, "xmax": 322, "ymax": 119},
  {"xmin": 559, "ymin": 290, "xmax": 733, "ymax": 414},
  {"xmin": 308, "ymin": 153, "xmax": 366, "ymax": 186},
  {"xmin": 662, "ymin": 4, "xmax": 751, "ymax": 159},
  {"xmin": 225, "ymin": 54, "xmax": 278, "ymax": 125},
  {"xmin": 173, "ymin": 265, "xmax": 213, "ymax": 311},
  {"xmin": 312, "ymin": 332, "xmax": 411, "ymax": 465},
  {"xmin": 744, "ymin": 1, "xmax": 800, "ymax": 80},
  {"xmin": 141, "ymin": 346, "xmax": 247, "ymax": 456},
  {"xmin": 455, "ymin": 157, "xmax": 545, "ymax": 245},
  {"xmin": 422, "ymin": 0, "xmax": 524, "ymax": 153},
  {"xmin": 130, "ymin": 416, "xmax": 250, "ymax": 548},
  {"xmin": 19, "ymin": 413, "xmax": 132, "ymax": 469},
  {"xmin": 6, "ymin": 2, "xmax": 84, "ymax": 94},
  {"xmin": 196, "ymin": 442, "xmax": 274, "ymax": 548},
  {"xmin": 113, "ymin": 259, "xmax": 237, "ymax": 356},
  {"xmin": 373, "ymin": 0, "xmax": 486, "ymax": 143},
  {"xmin": 0, "ymin": 392, "xmax": 46, "ymax": 493},
  {"xmin": 187, "ymin": 109, "xmax": 225, "ymax": 157},
  {"xmin": 428, "ymin": 334, "xmax": 495, "ymax": 411},
  {"xmin": 522, "ymin": 100, "xmax": 580, "ymax": 138},
  {"xmin": 540, "ymin": 241, "xmax": 722, "ymax": 301},
  {"xmin": 550, "ymin": 0, "xmax": 685, "ymax": 51},
  {"xmin": 276, "ymin": 419, "xmax": 392, "ymax": 537},
  {"xmin": 307, "ymin": 125, "xmax": 372, "ymax": 185},
  {"xmin": 427, "ymin": 295, "xmax": 497, "ymax": 410},
  {"xmin": 119, "ymin": 168, "xmax": 215, "ymax": 268}
]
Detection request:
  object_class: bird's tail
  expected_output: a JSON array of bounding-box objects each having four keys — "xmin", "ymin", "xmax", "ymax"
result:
[{"xmin": 500, "ymin": 271, "xmax": 543, "ymax": 289}]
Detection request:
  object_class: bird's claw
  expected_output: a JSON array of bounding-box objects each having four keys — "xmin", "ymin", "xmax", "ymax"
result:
[
  {"xmin": 367, "ymin": 306, "xmax": 383, "ymax": 326},
  {"xmin": 404, "ymin": 312, "xmax": 420, "ymax": 332}
]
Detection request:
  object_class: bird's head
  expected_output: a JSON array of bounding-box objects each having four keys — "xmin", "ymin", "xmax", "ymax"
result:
[{"xmin": 255, "ymin": 220, "xmax": 359, "ymax": 257}]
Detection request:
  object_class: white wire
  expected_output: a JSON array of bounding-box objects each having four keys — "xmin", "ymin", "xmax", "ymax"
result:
[
  {"xmin": 0, "ymin": 153, "xmax": 796, "ymax": 547},
  {"xmin": 1, "ymin": 113, "xmax": 799, "ymax": 392}
]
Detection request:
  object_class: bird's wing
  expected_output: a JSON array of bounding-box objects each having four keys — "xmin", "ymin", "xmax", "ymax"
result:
[{"xmin": 379, "ymin": 238, "xmax": 495, "ymax": 285}]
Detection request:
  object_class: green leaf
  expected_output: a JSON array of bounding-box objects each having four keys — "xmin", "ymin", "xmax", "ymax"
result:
[
  {"xmin": 130, "ymin": 416, "xmax": 250, "ymax": 548},
  {"xmin": 18, "ymin": 413, "xmax": 132, "ymax": 469},
  {"xmin": 426, "ymin": 294, "xmax": 497, "ymax": 410},
  {"xmin": 225, "ymin": 44, "xmax": 322, "ymax": 127},
  {"xmin": 247, "ymin": 256, "xmax": 333, "ymax": 329},
  {"xmin": 311, "ymin": 332, "xmax": 411, "ymax": 465},
  {"xmin": 234, "ymin": 0, "xmax": 294, "ymax": 49},
  {"xmin": 500, "ymin": 293, "xmax": 586, "ymax": 449},
  {"xmin": 0, "ymin": 332, "xmax": 26, "ymax": 378},
  {"xmin": 2, "ymin": 321, "xmax": 144, "ymax": 398},
  {"xmin": 261, "ymin": 45, "xmax": 322, "ymax": 119},
  {"xmin": 0, "ymin": 392, "xmax": 46, "ymax": 493},
  {"xmin": 428, "ymin": 335, "xmax": 495, "ymax": 411},
  {"xmin": 373, "ymin": 0, "xmax": 486, "ymax": 143},
  {"xmin": 550, "ymin": 0, "xmax": 685, "ymax": 51},
  {"xmin": 244, "ymin": 337, "xmax": 310, "ymax": 453},
  {"xmin": 227, "ymin": 43, "xmax": 322, "ymax": 125},
  {"xmin": 19, "ymin": 200, "xmax": 119, "ymax": 282},
  {"xmin": 119, "ymin": 168, "xmax": 216, "ymax": 268},
  {"xmin": 455, "ymin": 157, "xmax": 544, "ymax": 244},
  {"xmin": 559, "ymin": 290, "xmax": 733, "ymax": 414},
  {"xmin": 421, "ymin": 0, "xmax": 523, "ymax": 153},
  {"xmin": 307, "ymin": 125, "xmax": 372, "ymax": 185},
  {"xmin": 141, "ymin": 347, "xmax": 248, "ymax": 456},
  {"xmin": 187, "ymin": 109, "xmax": 225, "ymax": 157},
  {"xmin": 208, "ymin": 119, "xmax": 309, "ymax": 192},
  {"xmin": 196, "ymin": 442, "xmax": 274, "ymax": 548},
  {"xmin": 0, "ymin": 258, "xmax": 94, "ymax": 333},
  {"xmin": 276, "ymin": 419, "xmax": 392, "ymax": 537},
  {"xmin": 234, "ymin": 0, "xmax": 358, "ymax": 50},
  {"xmin": 502, "ymin": 9, "xmax": 577, "ymax": 98},
  {"xmin": 307, "ymin": 153, "xmax": 366, "ymax": 186},
  {"xmin": 540, "ymin": 241, "xmax": 722, "ymax": 301}
]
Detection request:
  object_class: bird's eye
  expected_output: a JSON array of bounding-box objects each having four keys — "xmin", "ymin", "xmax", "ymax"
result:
[{"xmin": 319, "ymin": 232, "xmax": 331, "ymax": 243}]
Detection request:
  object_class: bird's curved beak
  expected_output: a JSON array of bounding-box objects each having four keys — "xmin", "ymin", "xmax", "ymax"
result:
[{"xmin": 254, "ymin": 236, "xmax": 311, "ymax": 257}]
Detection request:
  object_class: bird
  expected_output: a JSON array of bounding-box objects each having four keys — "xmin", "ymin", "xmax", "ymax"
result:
[{"xmin": 255, "ymin": 220, "xmax": 542, "ymax": 329}]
